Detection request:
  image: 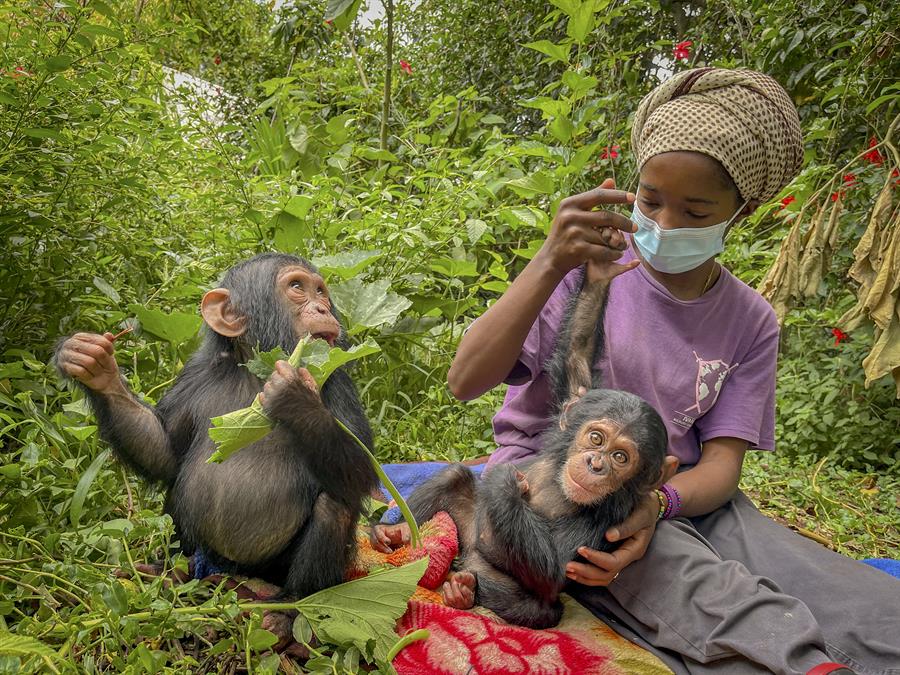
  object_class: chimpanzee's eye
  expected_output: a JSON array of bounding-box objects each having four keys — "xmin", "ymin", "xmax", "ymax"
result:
[
  {"xmin": 612, "ymin": 450, "xmax": 628, "ymax": 464},
  {"xmin": 316, "ymin": 287, "xmax": 325, "ymax": 296},
  {"xmin": 290, "ymin": 280, "xmax": 303, "ymax": 290},
  {"xmin": 589, "ymin": 431, "xmax": 604, "ymax": 445}
]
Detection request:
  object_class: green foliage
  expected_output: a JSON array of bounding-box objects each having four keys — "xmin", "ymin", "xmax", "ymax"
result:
[{"xmin": 1, "ymin": 0, "xmax": 898, "ymax": 670}]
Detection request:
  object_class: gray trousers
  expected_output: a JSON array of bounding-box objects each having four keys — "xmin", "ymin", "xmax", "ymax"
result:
[{"xmin": 572, "ymin": 491, "xmax": 900, "ymax": 675}]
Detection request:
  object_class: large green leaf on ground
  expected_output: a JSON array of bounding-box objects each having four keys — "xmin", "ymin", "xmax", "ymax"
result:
[{"xmin": 296, "ymin": 558, "xmax": 429, "ymax": 663}]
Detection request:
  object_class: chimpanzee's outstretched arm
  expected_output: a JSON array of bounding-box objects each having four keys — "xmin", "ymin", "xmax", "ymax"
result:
[
  {"xmin": 476, "ymin": 465, "xmax": 565, "ymax": 599},
  {"xmin": 262, "ymin": 362, "xmax": 378, "ymax": 504},
  {"xmin": 546, "ymin": 269, "xmax": 610, "ymax": 409},
  {"xmin": 55, "ymin": 333, "xmax": 179, "ymax": 484}
]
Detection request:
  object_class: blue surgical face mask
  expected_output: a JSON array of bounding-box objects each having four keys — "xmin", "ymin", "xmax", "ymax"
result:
[{"xmin": 631, "ymin": 197, "xmax": 747, "ymax": 274}]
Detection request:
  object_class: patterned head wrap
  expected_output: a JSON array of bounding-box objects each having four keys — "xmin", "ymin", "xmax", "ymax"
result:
[{"xmin": 631, "ymin": 68, "xmax": 803, "ymax": 203}]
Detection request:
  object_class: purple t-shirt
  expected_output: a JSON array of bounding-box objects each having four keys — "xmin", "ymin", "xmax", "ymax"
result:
[{"xmin": 488, "ymin": 245, "xmax": 779, "ymax": 469}]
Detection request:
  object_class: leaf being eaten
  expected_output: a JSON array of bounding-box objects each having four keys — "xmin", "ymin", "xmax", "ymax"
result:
[{"xmin": 207, "ymin": 337, "xmax": 380, "ymax": 463}]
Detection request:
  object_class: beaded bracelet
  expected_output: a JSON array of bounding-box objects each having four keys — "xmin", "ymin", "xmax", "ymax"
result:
[
  {"xmin": 660, "ymin": 483, "xmax": 682, "ymax": 520},
  {"xmin": 654, "ymin": 489, "xmax": 666, "ymax": 520}
]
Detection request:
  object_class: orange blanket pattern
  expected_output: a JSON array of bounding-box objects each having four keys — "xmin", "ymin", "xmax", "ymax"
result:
[{"xmin": 351, "ymin": 512, "xmax": 672, "ymax": 675}]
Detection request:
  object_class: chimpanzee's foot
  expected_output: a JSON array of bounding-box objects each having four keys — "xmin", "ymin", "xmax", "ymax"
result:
[
  {"xmin": 370, "ymin": 522, "xmax": 411, "ymax": 553},
  {"xmin": 442, "ymin": 571, "xmax": 476, "ymax": 609}
]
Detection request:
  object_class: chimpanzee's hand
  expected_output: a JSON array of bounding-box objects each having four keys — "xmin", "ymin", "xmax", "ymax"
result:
[
  {"xmin": 541, "ymin": 178, "xmax": 641, "ymax": 279},
  {"xmin": 370, "ymin": 522, "xmax": 411, "ymax": 553},
  {"xmin": 259, "ymin": 361, "xmax": 321, "ymax": 419},
  {"xmin": 55, "ymin": 332, "xmax": 124, "ymax": 395},
  {"xmin": 565, "ymin": 491, "xmax": 660, "ymax": 586}
]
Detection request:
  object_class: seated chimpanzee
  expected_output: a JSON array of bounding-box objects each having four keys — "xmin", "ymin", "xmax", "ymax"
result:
[
  {"xmin": 373, "ymin": 266, "xmax": 674, "ymax": 629},
  {"xmin": 55, "ymin": 253, "xmax": 378, "ymax": 599}
]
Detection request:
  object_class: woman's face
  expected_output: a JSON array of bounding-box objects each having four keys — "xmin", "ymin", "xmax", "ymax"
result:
[{"xmin": 637, "ymin": 151, "xmax": 747, "ymax": 230}]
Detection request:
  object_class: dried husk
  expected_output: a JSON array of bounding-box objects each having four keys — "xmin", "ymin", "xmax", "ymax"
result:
[{"xmin": 759, "ymin": 207, "xmax": 805, "ymax": 322}]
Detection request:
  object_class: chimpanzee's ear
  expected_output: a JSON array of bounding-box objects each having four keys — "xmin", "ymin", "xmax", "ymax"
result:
[
  {"xmin": 200, "ymin": 288, "xmax": 246, "ymax": 337},
  {"xmin": 558, "ymin": 399, "xmax": 577, "ymax": 430},
  {"xmin": 654, "ymin": 455, "xmax": 680, "ymax": 489}
]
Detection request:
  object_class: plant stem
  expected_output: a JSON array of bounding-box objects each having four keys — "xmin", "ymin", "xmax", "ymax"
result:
[{"xmin": 335, "ymin": 419, "xmax": 421, "ymax": 548}]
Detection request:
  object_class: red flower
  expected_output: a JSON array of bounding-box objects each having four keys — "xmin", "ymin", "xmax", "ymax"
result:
[
  {"xmin": 324, "ymin": 18, "xmax": 333, "ymax": 25},
  {"xmin": 863, "ymin": 136, "xmax": 884, "ymax": 165},
  {"xmin": 831, "ymin": 327, "xmax": 849, "ymax": 346},
  {"xmin": 780, "ymin": 195, "xmax": 796, "ymax": 208},
  {"xmin": 891, "ymin": 168, "xmax": 899, "ymax": 187},
  {"xmin": 399, "ymin": 59, "xmax": 412, "ymax": 75},
  {"xmin": 842, "ymin": 173, "xmax": 856, "ymax": 187},
  {"xmin": 6, "ymin": 65, "xmax": 32, "ymax": 79},
  {"xmin": 213, "ymin": 55, "xmax": 221, "ymax": 65},
  {"xmin": 673, "ymin": 40, "xmax": 693, "ymax": 61},
  {"xmin": 600, "ymin": 145, "xmax": 620, "ymax": 160}
]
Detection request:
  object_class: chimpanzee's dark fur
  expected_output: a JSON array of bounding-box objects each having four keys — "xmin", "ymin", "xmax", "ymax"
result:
[
  {"xmin": 405, "ymin": 264, "xmax": 667, "ymax": 628},
  {"xmin": 56, "ymin": 253, "xmax": 377, "ymax": 598}
]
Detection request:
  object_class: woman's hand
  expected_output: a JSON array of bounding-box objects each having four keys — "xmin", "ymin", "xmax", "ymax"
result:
[
  {"xmin": 565, "ymin": 492, "xmax": 659, "ymax": 586},
  {"xmin": 540, "ymin": 178, "xmax": 640, "ymax": 280}
]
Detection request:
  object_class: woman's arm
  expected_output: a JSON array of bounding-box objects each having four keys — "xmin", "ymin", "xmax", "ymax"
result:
[
  {"xmin": 566, "ymin": 437, "xmax": 748, "ymax": 586},
  {"xmin": 448, "ymin": 179, "xmax": 637, "ymax": 401}
]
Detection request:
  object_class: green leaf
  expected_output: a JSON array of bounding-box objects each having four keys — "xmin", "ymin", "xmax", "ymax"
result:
[
  {"xmin": 355, "ymin": 146, "xmax": 399, "ymax": 162},
  {"xmin": 866, "ymin": 93, "xmax": 899, "ymax": 115},
  {"xmin": 247, "ymin": 629, "xmax": 278, "ymax": 653},
  {"xmin": 428, "ymin": 258, "xmax": 479, "ymax": 278},
  {"xmin": 92, "ymin": 276, "xmax": 121, "ymax": 304},
  {"xmin": 520, "ymin": 96, "xmax": 571, "ymax": 118},
  {"xmin": 548, "ymin": 115, "xmax": 575, "ymax": 143},
  {"xmin": 330, "ymin": 278, "xmax": 412, "ymax": 335},
  {"xmin": 70, "ymin": 450, "xmax": 109, "ymax": 526},
  {"xmin": 127, "ymin": 304, "xmax": 201, "ymax": 346},
  {"xmin": 324, "ymin": 0, "xmax": 363, "ymax": 30},
  {"xmin": 207, "ymin": 398, "xmax": 273, "ymax": 463},
  {"xmin": 89, "ymin": 0, "xmax": 119, "ymax": 21},
  {"xmin": 293, "ymin": 615, "xmax": 314, "ymax": 644},
  {"xmin": 567, "ymin": 1, "xmax": 595, "ymax": 43},
  {"xmin": 65, "ymin": 425, "xmax": 97, "ymax": 441},
  {"xmin": 505, "ymin": 171, "xmax": 555, "ymax": 198},
  {"xmin": 208, "ymin": 339, "xmax": 380, "ymax": 462},
  {"xmin": 499, "ymin": 206, "xmax": 547, "ymax": 230},
  {"xmin": 313, "ymin": 250, "xmax": 383, "ymax": 281},
  {"xmin": 243, "ymin": 346, "xmax": 290, "ymax": 380},
  {"xmin": 300, "ymin": 339, "xmax": 381, "ymax": 385},
  {"xmin": 44, "ymin": 55, "xmax": 74, "ymax": 72},
  {"xmin": 522, "ymin": 40, "xmax": 571, "ymax": 64},
  {"xmin": 296, "ymin": 558, "xmax": 428, "ymax": 662},
  {"xmin": 283, "ymin": 195, "xmax": 314, "ymax": 220},
  {"xmin": 550, "ymin": 0, "xmax": 582, "ymax": 15},
  {"xmin": 271, "ymin": 209, "xmax": 313, "ymax": 253},
  {"xmin": 466, "ymin": 219, "xmax": 488, "ymax": 244},
  {"xmin": 0, "ymin": 633, "xmax": 60, "ymax": 663},
  {"xmin": 562, "ymin": 70, "xmax": 598, "ymax": 98}
]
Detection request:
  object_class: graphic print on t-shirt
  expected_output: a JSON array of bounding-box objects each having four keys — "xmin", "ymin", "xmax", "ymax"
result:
[{"xmin": 683, "ymin": 351, "xmax": 739, "ymax": 415}]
